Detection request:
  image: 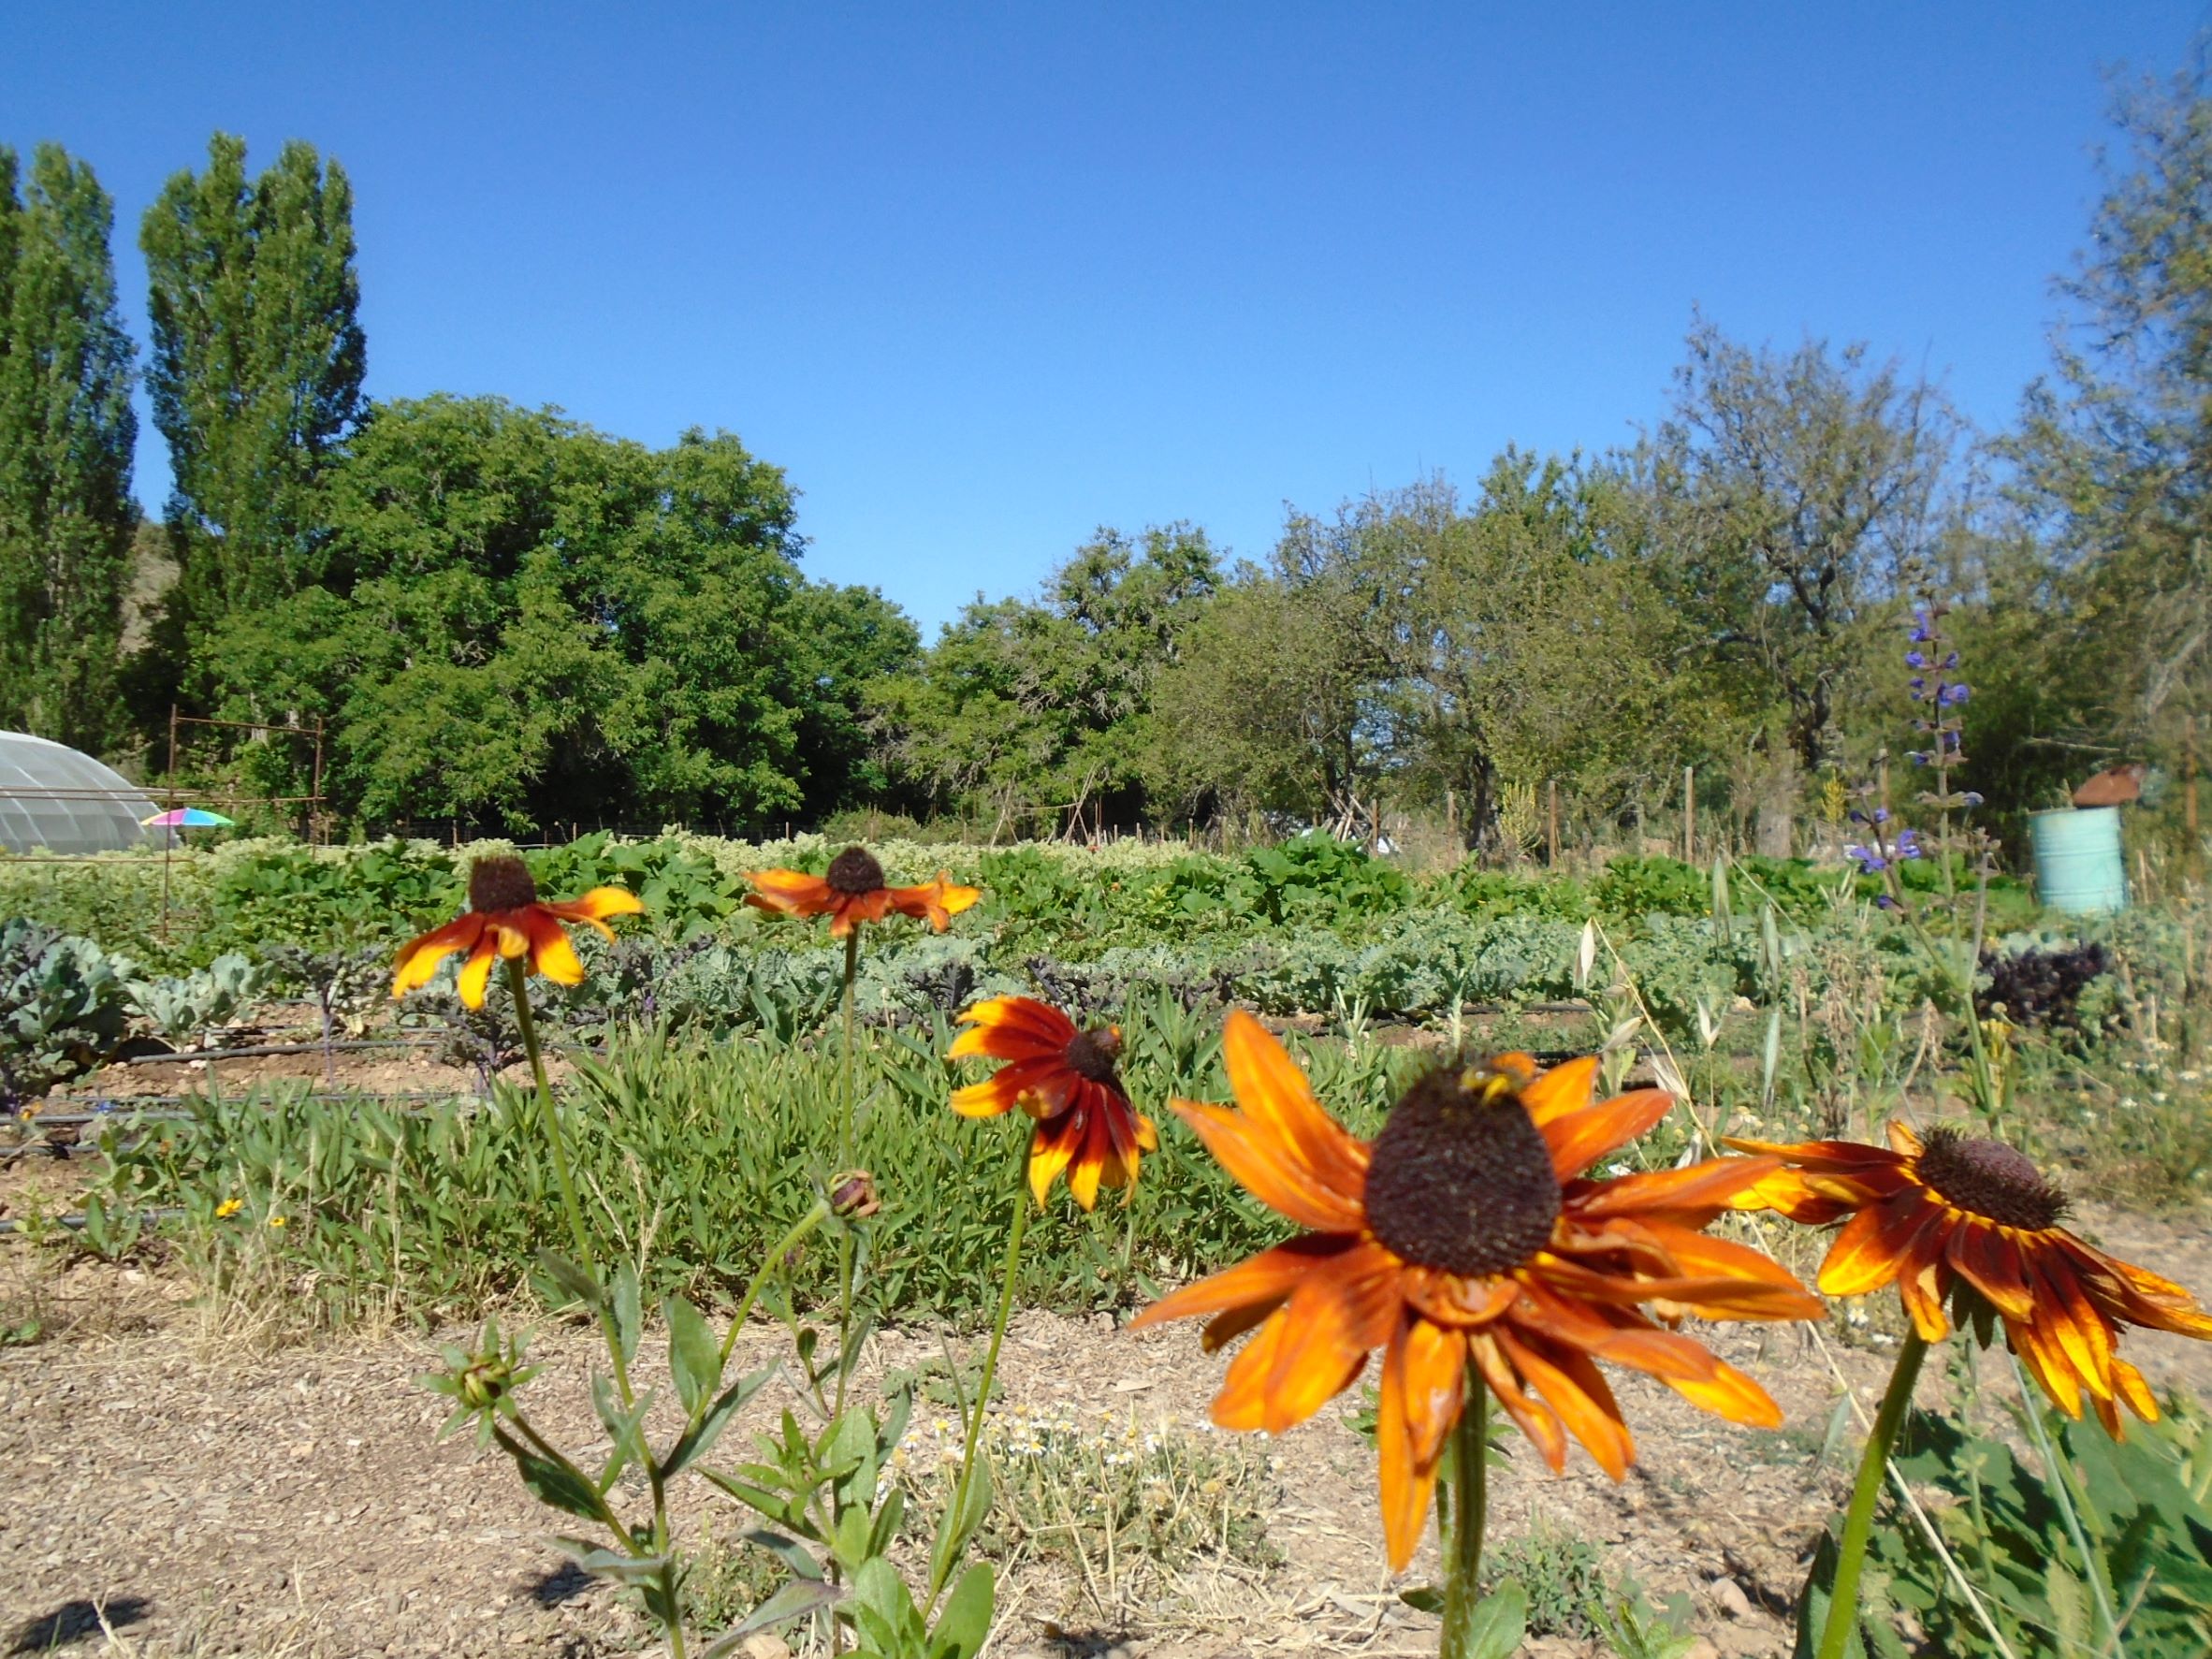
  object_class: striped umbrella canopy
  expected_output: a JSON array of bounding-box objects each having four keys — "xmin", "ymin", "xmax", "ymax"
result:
[{"xmin": 141, "ymin": 807, "xmax": 236, "ymax": 828}]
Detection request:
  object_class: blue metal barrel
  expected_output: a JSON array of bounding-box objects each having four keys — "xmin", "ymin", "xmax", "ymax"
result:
[{"xmin": 2028, "ymin": 806, "xmax": 2129, "ymax": 915}]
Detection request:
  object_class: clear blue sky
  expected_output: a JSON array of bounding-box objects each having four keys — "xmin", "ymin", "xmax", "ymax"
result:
[{"xmin": 7, "ymin": 2, "xmax": 2205, "ymax": 635}]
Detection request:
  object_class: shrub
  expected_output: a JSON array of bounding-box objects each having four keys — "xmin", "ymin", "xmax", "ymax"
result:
[{"xmin": 0, "ymin": 919, "xmax": 134, "ymax": 1108}]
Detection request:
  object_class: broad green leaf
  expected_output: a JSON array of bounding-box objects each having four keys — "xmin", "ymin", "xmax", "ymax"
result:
[
  {"xmin": 1459, "ymin": 1581, "xmax": 1526, "ymax": 1659},
  {"xmin": 665, "ymin": 1293, "xmax": 720, "ymax": 1418},
  {"xmin": 1792, "ymin": 1531, "xmax": 1867, "ymax": 1659},
  {"xmin": 928, "ymin": 1460, "xmax": 993, "ymax": 1597},
  {"xmin": 535, "ymin": 1248, "xmax": 604, "ymax": 1311},
  {"xmin": 928, "ymin": 1562, "xmax": 996, "ymax": 1659},
  {"xmin": 549, "ymin": 1535, "xmax": 672, "ymax": 1588},
  {"xmin": 662, "ymin": 1362, "xmax": 775, "ymax": 1478},
  {"xmin": 612, "ymin": 1260, "xmax": 643, "ymax": 1367},
  {"xmin": 502, "ymin": 1434, "xmax": 610, "ymax": 1525},
  {"xmin": 700, "ymin": 1578, "xmax": 839, "ymax": 1652}
]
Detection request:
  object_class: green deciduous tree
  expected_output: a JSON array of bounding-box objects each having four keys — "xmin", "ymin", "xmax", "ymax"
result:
[
  {"xmin": 1641, "ymin": 318, "xmax": 1961, "ymax": 775},
  {"xmin": 868, "ymin": 525, "xmax": 1220, "ymax": 833},
  {"xmin": 204, "ymin": 395, "xmax": 910, "ymax": 832},
  {"xmin": 1154, "ymin": 464, "xmax": 1715, "ymax": 840},
  {"xmin": 0, "ymin": 144, "xmax": 138, "ymax": 750},
  {"xmin": 141, "ymin": 133, "xmax": 364, "ymax": 654},
  {"xmin": 2009, "ymin": 64, "xmax": 2212, "ymax": 775}
]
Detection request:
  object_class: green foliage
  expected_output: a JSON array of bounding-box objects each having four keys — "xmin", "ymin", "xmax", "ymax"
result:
[
  {"xmin": 1480, "ymin": 1527, "xmax": 1606, "ymax": 1637},
  {"xmin": 0, "ymin": 917, "xmax": 132, "ymax": 1108},
  {"xmin": 0, "ymin": 850, "xmax": 184, "ymax": 966},
  {"xmin": 124, "ymin": 950, "xmax": 267, "ymax": 1046},
  {"xmin": 1449, "ymin": 866, "xmax": 1594, "ymax": 921},
  {"xmin": 1587, "ymin": 1575, "xmax": 1701, "ymax": 1659},
  {"xmin": 1241, "ymin": 833, "xmax": 1412, "ymax": 924},
  {"xmin": 527, "ymin": 833, "xmax": 744, "ymax": 940},
  {"xmin": 1153, "ymin": 461, "xmax": 1722, "ymax": 836},
  {"xmin": 196, "ymin": 396, "xmax": 913, "ymax": 832},
  {"xmin": 1858, "ymin": 1398, "xmax": 2212, "ymax": 1657},
  {"xmin": 868, "ymin": 524, "xmax": 1220, "ymax": 831},
  {"xmin": 99, "ymin": 1014, "xmax": 1408, "ymax": 1333},
  {"xmin": 2006, "ymin": 65, "xmax": 2212, "ymax": 785},
  {"xmin": 0, "ymin": 143, "xmax": 137, "ymax": 749},
  {"xmin": 1642, "ymin": 319, "xmax": 1960, "ymax": 773},
  {"xmin": 205, "ymin": 838, "xmax": 464, "ymax": 950},
  {"xmin": 140, "ymin": 133, "xmax": 363, "ymax": 661},
  {"xmin": 1731, "ymin": 855, "xmax": 1853, "ymax": 923},
  {"xmin": 1473, "ymin": 1529, "xmax": 1700, "ymax": 1655},
  {"xmin": 1593, "ymin": 855, "xmax": 1712, "ymax": 918}
]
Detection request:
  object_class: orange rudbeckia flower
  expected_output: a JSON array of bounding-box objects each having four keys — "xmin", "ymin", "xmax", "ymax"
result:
[
  {"xmin": 1130, "ymin": 1011, "xmax": 1822, "ymax": 1570},
  {"xmin": 392, "ymin": 854, "xmax": 645, "ymax": 1010},
  {"xmin": 1727, "ymin": 1122, "xmax": 2212, "ymax": 1433},
  {"xmin": 744, "ymin": 846, "xmax": 980, "ymax": 939},
  {"xmin": 950, "ymin": 996, "xmax": 1158, "ymax": 1209}
]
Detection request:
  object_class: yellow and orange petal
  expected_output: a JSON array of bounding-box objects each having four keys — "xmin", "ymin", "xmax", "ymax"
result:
[
  {"xmin": 390, "ymin": 857, "xmax": 644, "ymax": 1011},
  {"xmin": 1130, "ymin": 1011, "xmax": 1821, "ymax": 1569},
  {"xmin": 744, "ymin": 846, "xmax": 980, "ymax": 939},
  {"xmin": 1727, "ymin": 1123, "xmax": 2212, "ymax": 1433},
  {"xmin": 950, "ymin": 996, "xmax": 1157, "ymax": 1210}
]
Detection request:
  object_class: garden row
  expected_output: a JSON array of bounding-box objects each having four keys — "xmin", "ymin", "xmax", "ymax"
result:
[
  {"xmin": 3, "ymin": 828, "xmax": 2042, "ymax": 970},
  {"xmin": 6, "ymin": 837, "xmax": 2156, "ymax": 1111}
]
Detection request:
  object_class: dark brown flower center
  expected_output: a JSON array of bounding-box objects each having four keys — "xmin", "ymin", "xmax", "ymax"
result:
[
  {"xmin": 826, "ymin": 846, "xmax": 887, "ymax": 895},
  {"xmin": 467, "ymin": 854, "xmax": 539, "ymax": 914},
  {"xmin": 1361, "ymin": 1061, "xmax": 1562, "ymax": 1278},
  {"xmin": 1916, "ymin": 1128, "xmax": 2067, "ymax": 1231},
  {"xmin": 1064, "ymin": 1026, "xmax": 1124, "ymax": 1084}
]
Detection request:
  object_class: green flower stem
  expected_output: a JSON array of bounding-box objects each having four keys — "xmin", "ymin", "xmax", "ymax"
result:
[
  {"xmin": 2008, "ymin": 1347, "xmax": 2126, "ymax": 1657},
  {"xmin": 1439, "ymin": 1375, "xmax": 1493, "ymax": 1659},
  {"xmin": 837, "ymin": 925, "xmax": 861, "ymax": 1168},
  {"xmin": 506, "ymin": 957, "xmax": 634, "ymax": 1405},
  {"xmin": 832, "ymin": 924, "xmax": 862, "ymax": 1417},
  {"xmin": 714, "ymin": 1198, "xmax": 832, "ymax": 1385},
  {"xmin": 927, "ymin": 1143, "xmax": 1031, "ymax": 1616},
  {"xmin": 1818, "ymin": 1326, "xmax": 1929, "ymax": 1659},
  {"xmin": 660, "ymin": 1575, "xmax": 689, "ymax": 1659}
]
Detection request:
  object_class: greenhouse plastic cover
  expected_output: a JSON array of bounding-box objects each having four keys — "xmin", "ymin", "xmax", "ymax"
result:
[{"xmin": 0, "ymin": 731, "xmax": 158, "ymax": 854}]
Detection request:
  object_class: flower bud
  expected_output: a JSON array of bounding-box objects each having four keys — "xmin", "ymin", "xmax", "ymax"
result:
[
  {"xmin": 830, "ymin": 1169, "xmax": 880, "ymax": 1219},
  {"xmin": 458, "ymin": 1352, "xmax": 516, "ymax": 1411}
]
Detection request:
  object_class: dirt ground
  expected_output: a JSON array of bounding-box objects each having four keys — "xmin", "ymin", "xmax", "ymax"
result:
[
  {"xmin": 6, "ymin": 1201, "xmax": 2212, "ymax": 1659},
  {"xmin": 7, "ymin": 1008, "xmax": 2212, "ymax": 1659}
]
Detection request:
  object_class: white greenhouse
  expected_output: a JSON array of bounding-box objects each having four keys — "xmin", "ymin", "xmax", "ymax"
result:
[{"xmin": 0, "ymin": 732, "xmax": 158, "ymax": 854}]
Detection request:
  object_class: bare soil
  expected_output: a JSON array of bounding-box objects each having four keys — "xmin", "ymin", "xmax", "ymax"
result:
[
  {"xmin": 7, "ymin": 1011, "xmax": 2212, "ymax": 1657},
  {"xmin": 6, "ymin": 1206, "xmax": 2211, "ymax": 1659}
]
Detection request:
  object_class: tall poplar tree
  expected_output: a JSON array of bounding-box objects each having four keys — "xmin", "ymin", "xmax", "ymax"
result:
[
  {"xmin": 141, "ymin": 133, "xmax": 364, "ymax": 654},
  {"xmin": 0, "ymin": 144, "xmax": 138, "ymax": 749}
]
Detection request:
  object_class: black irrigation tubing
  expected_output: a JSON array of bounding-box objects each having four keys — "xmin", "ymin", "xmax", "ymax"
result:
[
  {"xmin": 0, "ymin": 1207, "xmax": 186, "ymax": 1235},
  {"xmin": 118, "ymin": 1035, "xmax": 607, "ymax": 1063},
  {"xmin": 119, "ymin": 1037, "xmax": 444, "ymax": 1062},
  {"xmin": 13, "ymin": 1091, "xmax": 474, "ymax": 1131},
  {"xmin": 42, "ymin": 1088, "xmax": 470, "ymax": 1112}
]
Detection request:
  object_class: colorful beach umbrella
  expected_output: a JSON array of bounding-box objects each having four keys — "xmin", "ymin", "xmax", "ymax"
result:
[{"xmin": 141, "ymin": 807, "xmax": 236, "ymax": 828}]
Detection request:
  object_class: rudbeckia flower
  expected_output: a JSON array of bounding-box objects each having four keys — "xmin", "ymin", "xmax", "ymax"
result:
[
  {"xmin": 1728, "ymin": 1123, "xmax": 2212, "ymax": 1433},
  {"xmin": 1131, "ymin": 1011, "xmax": 1822, "ymax": 1569},
  {"xmin": 744, "ymin": 846, "xmax": 980, "ymax": 939},
  {"xmin": 951, "ymin": 996, "xmax": 1157, "ymax": 1209},
  {"xmin": 392, "ymin": 854, "xmax": 645, "ymax": 1010}
]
